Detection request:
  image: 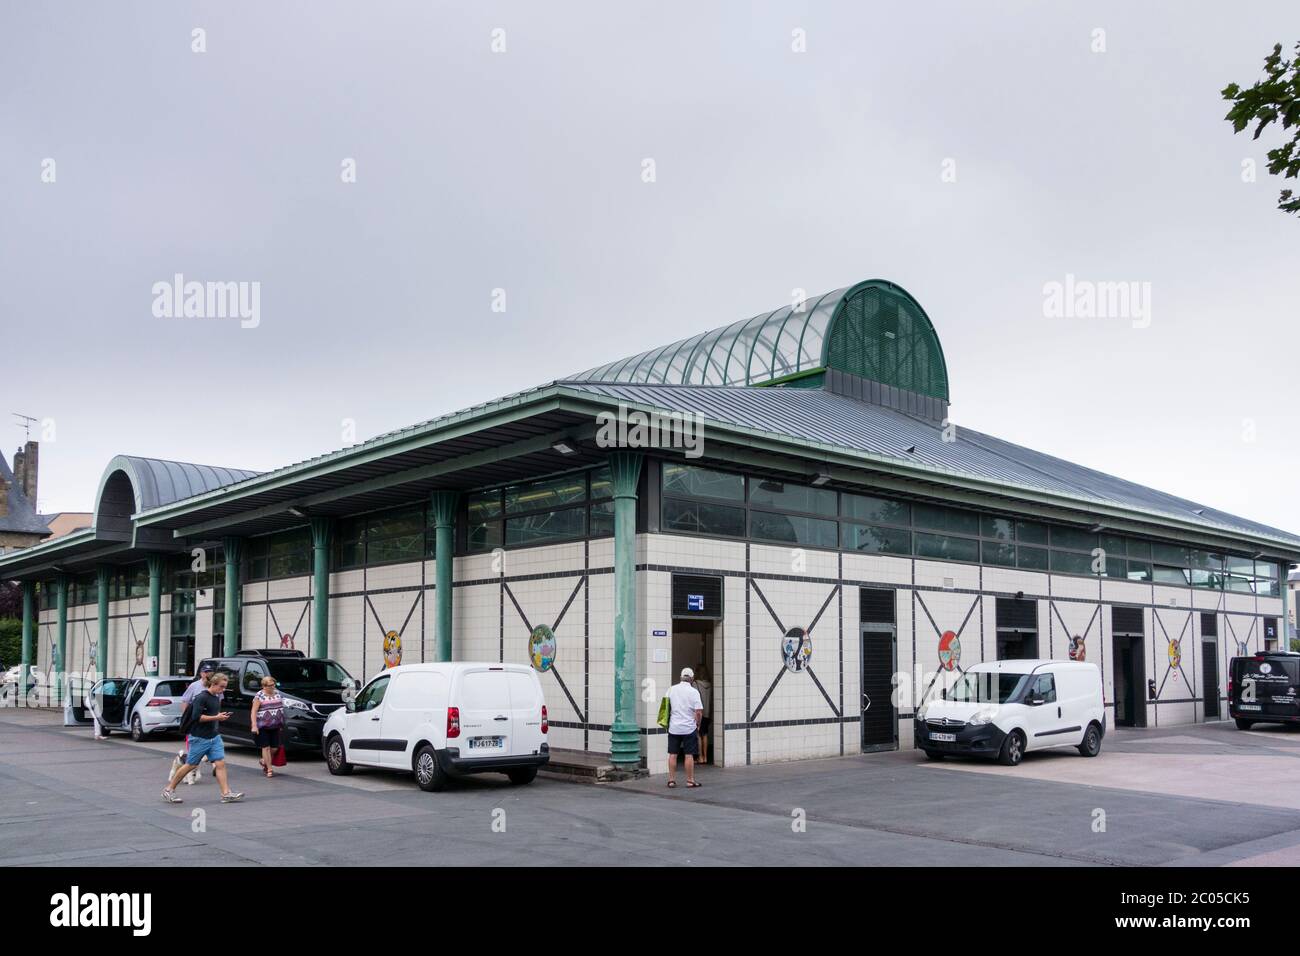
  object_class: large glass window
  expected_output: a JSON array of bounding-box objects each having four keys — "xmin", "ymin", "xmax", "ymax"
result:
[
  {"xmin": 749, "ymin": 510, "xmax": 838, "ymax": 549},
  {"xmin": 467, "ymin": 466, "xmax": 612, "ymax": 553},
  {"xmin": 662, "ymin": 463, "xmax": 744, "ymax": 501},
  {"xmin": 748, "ymin": 479, "xmax": 836, "ymax": 517},
  {"xmin": 842, "ymin": 492, "xmax": 910, "ymax": 527},
  {"xmin": 844, "ymin": 522, "xmax": 911, "ymax": 556},
  {"xmin": 249, "ymin": 529, "xmax": 311, "ymax": 580},
  {"xmin": 662, "ymin": 498, "xmax": 746, "ymax": 538}
]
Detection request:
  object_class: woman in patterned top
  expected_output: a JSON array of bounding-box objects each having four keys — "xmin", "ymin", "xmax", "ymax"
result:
[{"xmin": 250, "ymin": 675, "xmax": 286, "ymax": 778}]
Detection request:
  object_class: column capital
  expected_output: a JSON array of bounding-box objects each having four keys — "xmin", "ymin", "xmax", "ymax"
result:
[
  {"xmin": 310, "ymin": 516, "xmax": 335, "ymax": 548},
  {"xmin": 222, "ymin": 535, "xmax": 244, "ymax": 561},
  {"xmin": 429, "ymin": 490, "xmax": 460, "ymax": 528},
  {"xmin": 607, "ymin": 451, "xmax": 643, "ymax": 499}
]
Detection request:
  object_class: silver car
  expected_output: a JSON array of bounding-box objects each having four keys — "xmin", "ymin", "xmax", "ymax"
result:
[{"xmin": 87, "ymin": 675, "xmax": 191, "ymax": 740}]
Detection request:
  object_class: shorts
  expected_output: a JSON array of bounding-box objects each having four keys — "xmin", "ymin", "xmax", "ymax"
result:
[
  {"xmin": 186, "ymin": 735, "xmax": 225, "ymax": 765},
  {"xmin": 667, "ymin": 732, "xmax": 699, "ymax": 757},
  {"xmin": 254, "ymin": 726, "xmax": 282, "ymax": 749},
  {"xmin": 699, "ymin": 717, "xmax": 712, "ymax": 735}
]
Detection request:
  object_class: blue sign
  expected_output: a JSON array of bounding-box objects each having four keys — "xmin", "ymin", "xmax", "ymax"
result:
[
  {"xmin": 652, "ymin": 629, "xmax": 667, "ymax": 637},
  {"xmin": 687, "ymin": 594, "xmax": 705, "ymax": 612}
]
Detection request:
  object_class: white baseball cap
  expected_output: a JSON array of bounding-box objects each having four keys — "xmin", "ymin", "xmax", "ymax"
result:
[{"xmin": 680, "ymin": 667, "xmax": 694, "ymax": 680}]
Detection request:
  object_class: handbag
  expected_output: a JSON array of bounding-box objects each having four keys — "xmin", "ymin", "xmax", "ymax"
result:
[
  {"xmin": 657, "ymin": 696, "xmax": 670, "ymax": 729},
  {"xmin": 272, "ymin": 744, "xmax": 287, "ymax": 767}
]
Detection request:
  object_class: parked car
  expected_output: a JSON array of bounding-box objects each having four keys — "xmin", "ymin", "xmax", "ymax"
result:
[
  {"xmin": 196, "ymin": 649, "xmax": 358, "ymax": 752},
  {"xmin": 1228, "ymin": 651, "xmax": 1300, "ymax": 729},
  {"xmin": 322, "ymin": 662, "xmax": 550, "ymax": 791},
  {"xmin": 86, "ymin": 675, "xmax": 191, "ymax": 740},
  {"xmin": 915, "ymin": 659, "xmax": 1105, "ymax": 766}
]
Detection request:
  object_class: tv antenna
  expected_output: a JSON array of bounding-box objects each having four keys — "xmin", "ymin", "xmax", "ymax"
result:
[{"xmin": 12, "ymin": 413, "xmax": 38, "ymax": 441}]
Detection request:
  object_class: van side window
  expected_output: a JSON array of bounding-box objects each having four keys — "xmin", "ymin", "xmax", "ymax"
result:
[
  {"xmin": 1032, "ymin": 674, "xmax": 1057, "ymax": 703},
  {"xmin": 355, "ymin": 676, "xmax": 390, "ymax": 712}
]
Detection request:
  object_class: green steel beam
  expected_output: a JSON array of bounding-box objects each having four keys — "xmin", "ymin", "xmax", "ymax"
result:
[
  {"xmin": 310, "ymin": 518, "xmax": 333, "ymax": 659},
  {"xmin": 96, "ymin": 565, "xmax": 111, "ymax": 678},
  {"xmin": 54, "ymin": 575, "xmax": 67, "ymax": 706},
  {"xmin": 608, "ymin": 451, "xmax": 643, "ymax": 767},
  {"xmin": 430, "ymin": 491, "xmax": 459, "ymax": 662},
  {"xmin": 223, "ymin": 537, "xmax": 243, "ymax": 655},
  {"xmin": 146, "ymin": 555, "xmax": 163, "ymax": 677},
  {"xmin": 169, "ymin": 425, "xmax": 597, "ymax": 540},
  {"xmin": 134, "ymin": 392, "xmax": 575, "ymax": 527},
  {"xmin": 21, "ymin": 581, "xmax": 34, "ymax": 700}
]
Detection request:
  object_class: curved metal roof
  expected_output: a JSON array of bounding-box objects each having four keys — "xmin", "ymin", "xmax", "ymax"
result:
[
  {"xmin": 95, "ymin": 455, "xmax": 261, "ymax": 517},
  {"xmin": 564, "ymin": 279, "xmax": 948, "ymax": 397}
]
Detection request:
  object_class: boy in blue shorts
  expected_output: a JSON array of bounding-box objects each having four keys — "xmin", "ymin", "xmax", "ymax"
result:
[{"xmin": 162, "ymin": 672, "xmax": 243, "ymax": 803}]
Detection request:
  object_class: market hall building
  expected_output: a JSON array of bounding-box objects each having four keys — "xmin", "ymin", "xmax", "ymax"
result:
[{"xmin": 4, "ymin": 279, "xmax": 1297, "ymax": 774}]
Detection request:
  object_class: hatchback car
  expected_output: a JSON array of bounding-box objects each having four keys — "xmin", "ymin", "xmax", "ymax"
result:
[{"xmin": 87, "ymin": 675, "xmax": 191, "ymax": 740}]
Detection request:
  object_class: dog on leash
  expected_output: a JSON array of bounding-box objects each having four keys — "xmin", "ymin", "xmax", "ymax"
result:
[{"xmin": 169, "ymin": 748, "xmax": 207, "ymax": 785}]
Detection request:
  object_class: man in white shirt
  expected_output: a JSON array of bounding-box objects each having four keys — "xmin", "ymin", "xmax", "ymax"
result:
[{"xmin": 666, "ymin": 667, "xmax": 703, "ymax": 788}]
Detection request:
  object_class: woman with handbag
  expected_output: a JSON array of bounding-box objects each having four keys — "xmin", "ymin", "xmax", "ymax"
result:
[{"xmin": 250, "ymin": 675, "xmax": 286, "ymax": 778}]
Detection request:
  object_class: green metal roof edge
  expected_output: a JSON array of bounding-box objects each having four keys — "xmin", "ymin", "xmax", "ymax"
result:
[{"xmin": 549, "ymin": 388, "xmax": 1300, "ymax": 556}]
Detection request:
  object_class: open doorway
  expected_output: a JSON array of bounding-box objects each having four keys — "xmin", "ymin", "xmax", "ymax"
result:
[
  {"xmin": 1112, "ymin": 606, "xmax": 1147, "ymax": 728},
  {"xmin": 671, "ymin": 618, "xmax": 720, "ymax": 766}
]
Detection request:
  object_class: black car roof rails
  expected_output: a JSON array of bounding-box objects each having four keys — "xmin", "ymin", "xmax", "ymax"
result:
[{"xmin": 233, "ymin": 649, "xmax": 306, "ymax": 658}]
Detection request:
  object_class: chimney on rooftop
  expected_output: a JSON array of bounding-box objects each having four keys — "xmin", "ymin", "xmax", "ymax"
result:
[{"xmin": 12, "ymin": 440, "xmax": 37, "ymax": 508}]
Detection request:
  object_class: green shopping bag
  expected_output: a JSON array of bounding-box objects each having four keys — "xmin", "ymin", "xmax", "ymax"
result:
[{"xmin": 657, "ymin": 696, "xmax": 670, "ymax": 729}]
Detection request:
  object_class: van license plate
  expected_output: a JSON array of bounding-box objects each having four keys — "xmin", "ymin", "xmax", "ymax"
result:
[
  {"xmin": 1239, "ymin": 704, "xmax": 1261, "ymax": 711},
  {"xmin": 928, "ymin": 732, "xmax": 956, "ymax": 742},
  {"xmin": 469, "ymin": 736, "xmax": 504, "ymax": 750}
]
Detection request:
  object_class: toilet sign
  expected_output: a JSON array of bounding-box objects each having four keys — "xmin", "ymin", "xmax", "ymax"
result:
[{"xmin": 687, "ymin": 594, "xmax": 705, "ymax": 612}]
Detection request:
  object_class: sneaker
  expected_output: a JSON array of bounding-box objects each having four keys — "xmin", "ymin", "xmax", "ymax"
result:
[
  {"xmin": 161, "ymin": 789, "xmax": 183, "ymax": 804},
  {"xmin": 220, "ymin": 791, "xmax": 244, "ymax": 803}
]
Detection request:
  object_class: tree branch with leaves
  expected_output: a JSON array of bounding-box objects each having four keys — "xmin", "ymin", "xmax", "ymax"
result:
[{"xmin": 1223, "ymin": 41, "xmax": 1300, "ymax": 215}]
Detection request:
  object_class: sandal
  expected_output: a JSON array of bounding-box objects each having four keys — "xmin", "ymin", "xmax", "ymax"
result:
[
  {"xmin": 687, "ymin": 781, "xmax": 702, "ymax": 788},
  {"xmin": 667, "ymin": 780, "xmax": 677, "ymax": 788},
  {"xmin": 265, "ymin": 768, "xmax": 274, "ymax": 778}
]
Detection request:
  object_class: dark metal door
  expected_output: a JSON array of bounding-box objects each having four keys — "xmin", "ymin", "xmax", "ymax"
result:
[
  {"xmin": 860, "ymin": 627, "xmax": 897, "ymax": 752},
  {"xmin": 1202, "ymin": 642, "xmax": 1220, "ymax": 718}
]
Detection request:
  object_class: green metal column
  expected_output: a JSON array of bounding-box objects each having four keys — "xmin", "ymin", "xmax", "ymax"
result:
[
  {"xmin": 54, "ymin": 574, "xmax": 67, "ymax": 706},
  {"xmin": 21, "ymin": 581, "xmax": 34, "ymax": 702},
  {"xmin": 96, "ymin": 566, "xmax": 111, "ymax": 679},
  {"xmin": 609, "ymin": 452, "xmax": 643, "ymax": 767},
  {"xmin": 310, "ymin": 518, "xmax": 334, "ymax": 659},
  {"xmin": 223, "ymin": 536, "xmax": 243, "ymax": 656},
  {"xmin": 430, "ymin": 491, "xmax": 459, "ymax": 662},
  {"xmin": 146, "ymin": 555, "xmax": 163, "ymax": 677}
]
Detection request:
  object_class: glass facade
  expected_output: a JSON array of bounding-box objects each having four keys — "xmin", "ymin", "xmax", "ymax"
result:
[{"xmin": 657, "ymin": 462, "xmax": 1285, "ymax": 591}]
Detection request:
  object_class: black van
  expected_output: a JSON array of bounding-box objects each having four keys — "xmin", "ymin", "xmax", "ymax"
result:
[
  {"xmin": 1228, "ymin": 651, "xmax": 1300, "ymax": 729},
  {"xmin": 196, "ymin": 649, "xmax": 359, "ymax": 751}
]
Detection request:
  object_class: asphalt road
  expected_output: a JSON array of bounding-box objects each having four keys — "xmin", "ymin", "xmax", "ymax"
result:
[{"xmin": 3, "ymin": 709, "xmax": 1299, "ymax": 867}]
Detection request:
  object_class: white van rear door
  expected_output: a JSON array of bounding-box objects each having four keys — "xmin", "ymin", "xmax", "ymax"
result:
[
  {"xmin": 456, "ymin": 668, "xmax": 512, "ymax": 760},
  {"xmin": 504, "ymin": 670, "xmax": 544, "ymax": 756}
]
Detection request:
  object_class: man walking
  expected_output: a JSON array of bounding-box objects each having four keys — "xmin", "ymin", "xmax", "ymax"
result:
[
  {"xmin": 176, "ymin": 663, "xmax": 214, "ymax": 783},
  {"xmin": 666, "ymin": 666, "xmax": 703, "ymax": 789},
  {"xmin": 162, "ymin": 672, "xmax": 243, "ymax": 804}
]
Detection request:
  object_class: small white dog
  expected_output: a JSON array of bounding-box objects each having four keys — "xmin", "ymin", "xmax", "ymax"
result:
[{"xmin": 169, "ymin": 749, "xmax": 207, "ymax": 785}]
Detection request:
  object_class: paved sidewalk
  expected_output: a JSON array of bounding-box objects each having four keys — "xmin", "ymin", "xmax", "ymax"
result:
[{"xmin": 2, "ymin": 710, "xmax": 1297, "ymax": 867}]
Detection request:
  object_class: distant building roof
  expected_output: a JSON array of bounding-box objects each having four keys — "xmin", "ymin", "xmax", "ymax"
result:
[
  {"xmin": 38, "ymin": 512, "xmax": 94, "ymax": 539},
  {"xmin": 0, "ymin": 451, "xmax": 50, "ymax": 537}
]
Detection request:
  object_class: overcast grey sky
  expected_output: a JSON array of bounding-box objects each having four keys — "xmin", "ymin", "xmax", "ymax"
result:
[{"xmin": 2, "ymin": 1, "xmax": 1298, "ymax": 534}]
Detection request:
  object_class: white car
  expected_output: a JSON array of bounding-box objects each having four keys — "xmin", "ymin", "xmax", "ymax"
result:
[
  {"xmin": 87, "ymin": 675, "xmax": 191, "ymax": 740},
  {"xmin": 915, "ymin": 659, "xmax": 1105, "ymax": 766},
  {"xmin": 322, "ymin": 662, "xmax": 550, "ymax": 791}
]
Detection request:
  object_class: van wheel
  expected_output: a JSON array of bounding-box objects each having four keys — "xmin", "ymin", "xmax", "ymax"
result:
[
  {"xmin": 1076, "ymin": 723, "xmax": 1102, "ymax": 757},
  {"xmin": 1235, "ymin": 718, "xmax": 1255, "ymax": 731},
  {"xmin": 998, "ymin": 730, "xmax": 1025, "ymax": 766},
  {"xmin": 325, "ymin": 734, "xmax": 353, "ymax": 775},
  {"xmin": 507, "ymin": 766, "xmax": 538, "ymax": 785},
  {"xmin": 922, "ymin": 749, "xmax": 945, "ymax": 761},
  {"xmin": 414, "ymin": 745, "xmax": 446, "ymax": 792},
  {"xmin": 131, "ymin": 715, "xmax": 147, "ymax": 741}
]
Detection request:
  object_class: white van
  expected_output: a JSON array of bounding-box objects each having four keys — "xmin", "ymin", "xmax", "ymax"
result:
[
  {"xmin": 321, "ymin": 662, "xmax": 549, "ymax": 791},
  {"xmin": 914, "ymin": 659, "xmax": 1105, "ymax": 766}
]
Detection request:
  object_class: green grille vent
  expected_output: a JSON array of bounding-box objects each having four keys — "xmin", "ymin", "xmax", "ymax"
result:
[{"xmin": 824, "ymin": 284, "xmax": 949, "ymax": 402}]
